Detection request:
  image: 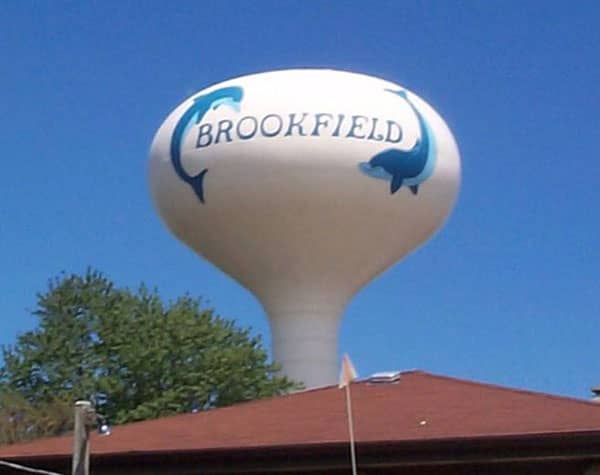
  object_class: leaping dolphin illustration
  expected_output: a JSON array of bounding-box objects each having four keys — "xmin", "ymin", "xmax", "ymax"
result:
[
  {"xmin": 170, "ymin": 86, "xmax": 243, "ymax": 203},
  {"xmin": 360, "ymin": 89, "xmax": 436, "ymax": 195}
]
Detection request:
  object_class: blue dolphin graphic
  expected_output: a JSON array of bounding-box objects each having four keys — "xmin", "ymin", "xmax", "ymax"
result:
[
  {"xmin": 360, "ymin": 89, "xmax": 436, "ymax": 195},
  {"xmin": 170, "ymin": 86, "xmax": 243, "ymax": 203}
]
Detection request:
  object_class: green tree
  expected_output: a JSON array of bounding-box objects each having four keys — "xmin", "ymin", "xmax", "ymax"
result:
[
  {"xmin": 1, "ymin": 270, "xmax": 297, "ymax": 440},
  {"xmin": 0, "ymin": 390, "xmax": 71, "ymax": 445}
]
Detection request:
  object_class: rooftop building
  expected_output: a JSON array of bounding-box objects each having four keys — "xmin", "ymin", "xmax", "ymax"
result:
[{"xmin": 1, "ymin": 370, "xmax": 600, "ymax": 474}]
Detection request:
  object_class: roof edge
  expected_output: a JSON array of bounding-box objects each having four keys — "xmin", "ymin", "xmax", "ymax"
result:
[
  {"xmin": 406, "ymin": 370, "xmax": 600, "ymax": 408},
  {"xmin": 7, "ymin": 429, "xmax": 600, "ymax": 467}
]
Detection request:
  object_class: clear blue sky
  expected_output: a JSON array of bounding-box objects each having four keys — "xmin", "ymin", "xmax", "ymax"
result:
[{"xmin": 1, "ymin": 1, "xmax": 599, "ymax": 399}]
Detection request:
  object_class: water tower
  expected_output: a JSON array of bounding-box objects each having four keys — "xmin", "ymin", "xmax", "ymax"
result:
[{"xmin": 149, "ymin": 69, "xmax": 460, "ymax": 388}]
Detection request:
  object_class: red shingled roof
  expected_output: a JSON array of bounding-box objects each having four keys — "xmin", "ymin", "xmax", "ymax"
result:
[{"xmin": 1, "ymin": 370, "xmax": 600, "ymax": 459}]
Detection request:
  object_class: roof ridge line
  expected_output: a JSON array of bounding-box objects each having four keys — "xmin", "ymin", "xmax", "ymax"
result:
[
  {"xmin": 94, "ymin": 382, "xmax": 344, "ymax": 429},
  {"xmin": 417, "ymin": 370, "xmax": 600, "ymax": 408}
]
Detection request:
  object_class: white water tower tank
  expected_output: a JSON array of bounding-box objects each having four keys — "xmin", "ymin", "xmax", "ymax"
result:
[{"xmin": 149, "ymin": 69, "xmax": 460, "ymax": 388}]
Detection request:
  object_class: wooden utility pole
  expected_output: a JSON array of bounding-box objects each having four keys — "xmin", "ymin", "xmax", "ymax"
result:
[{"xmin": 72, "ymin": 401, "xmax": 92, "ymax": 475}]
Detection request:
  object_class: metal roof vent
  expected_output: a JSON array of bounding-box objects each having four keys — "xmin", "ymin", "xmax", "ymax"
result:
[
  {"xmin": 591, "ymin": 387, "xmax": 600, "ymax": 403},
  {"xmin": 368, "ymin": 371, "xmax": 402, "ymax": 384}
]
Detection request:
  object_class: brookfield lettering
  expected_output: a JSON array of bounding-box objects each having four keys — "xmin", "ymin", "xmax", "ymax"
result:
[{"xmin": 196, "ymin": 113, "xmax": 404, "ymax": 148}]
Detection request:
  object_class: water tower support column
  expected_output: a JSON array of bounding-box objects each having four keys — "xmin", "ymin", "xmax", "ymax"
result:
[{"xmin": 263, "ymin": 298, "xmax": 346, "ymax": 389}]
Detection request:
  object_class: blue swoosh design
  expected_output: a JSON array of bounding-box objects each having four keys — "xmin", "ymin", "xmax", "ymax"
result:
[
  {"xmin": 170, "ymin": 86, "xmax": 244, "ymax": 203},
  {"xmin": 359, "ymin": 89, "xmax": 436, "ymax": 195}
]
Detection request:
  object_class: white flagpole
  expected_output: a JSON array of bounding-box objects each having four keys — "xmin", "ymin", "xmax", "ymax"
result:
[{"xmin": 344, "ymin": 382, "xmax": 358, "ymax": 475}]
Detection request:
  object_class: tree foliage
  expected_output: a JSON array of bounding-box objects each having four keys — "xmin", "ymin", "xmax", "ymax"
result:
[
  {"xmin": 0, "ymin": 270, "xmax": 297, "ymax": 442},
  {"xmin": 0, "ymin": 390, "xmax": 71, "ymax": 445}
]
